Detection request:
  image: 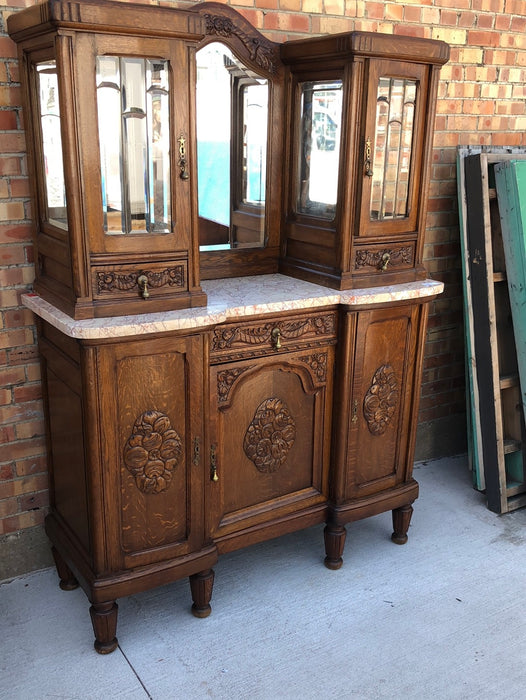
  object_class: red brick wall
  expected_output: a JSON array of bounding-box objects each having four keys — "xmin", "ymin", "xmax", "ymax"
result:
[{"xmin": 1, "ymin": 0, "xmax": 525, "ymax": 571}]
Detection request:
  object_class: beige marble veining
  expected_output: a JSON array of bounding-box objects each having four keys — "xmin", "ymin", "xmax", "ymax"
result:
[{"xmin": 22, "ymin": 274, "xmax": 444, "ymax": 340}]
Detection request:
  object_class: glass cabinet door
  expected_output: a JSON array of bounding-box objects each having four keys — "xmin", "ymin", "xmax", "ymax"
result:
[{"xmin": 358, "ymin": 60, "xmax": 428, "ymax": 238}]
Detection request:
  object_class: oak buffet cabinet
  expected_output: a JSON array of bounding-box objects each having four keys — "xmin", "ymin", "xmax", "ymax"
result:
[{"xmin": 9, "ymin": 0, "xmax": 448, "ymax": 653}]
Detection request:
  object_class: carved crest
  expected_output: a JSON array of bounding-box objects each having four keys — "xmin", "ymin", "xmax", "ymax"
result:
[
  {"xmin": 123, "ymin": 410, "xmax": 182, "ymax": 494},
  {"xmin": 203, "ymin": 12, "xmax": 278, "ymax": 74},
  {"xmin": 363, "ymin": 365, "xmax": 399, "ymax": 435},
  {"xmin": 243, "ymin": 398, "xmax": 296, "ymax": 473}
]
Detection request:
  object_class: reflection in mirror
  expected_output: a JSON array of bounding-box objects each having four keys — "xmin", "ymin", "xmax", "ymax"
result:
[
  {"xmin": 197, "ymin": 43, "xmax": 268, "ymax": 250},
  {"xmin": 296, "ymin": 80, "xmax": 342, "ymax": 220},
  {"xmin": 96, "ymin": 56, "xmax": 171, "ymax": 235},
  {"xmin": 370, "ymin": 77, "xmax": 416, "ymax": 221},
  {"xmin": 37, "ymin": 61, "xmax": 67, "ymax": 228}
]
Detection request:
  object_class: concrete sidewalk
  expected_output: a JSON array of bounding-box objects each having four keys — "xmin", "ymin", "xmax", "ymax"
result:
[{"xmin": 1, "ymin": 455, "xmax": 525, "ymax": 699}]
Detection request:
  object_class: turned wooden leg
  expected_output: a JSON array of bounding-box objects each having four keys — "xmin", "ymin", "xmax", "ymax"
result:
[
  {"xmin": 391, "ymin": 503, "xmax": 414, "ymax": 545},
  {"xmin": 89, "ymin": 601, "xmax": 119, "ymax": 654},
  {"xmin": 324, "ymin": 524, "xmax": 347, "ymax": 570},
  {"xmin": 51, "ymin": 547, "xmax": 79, "ymax": 591},
  {"xmin": 189, "ymin": 568, "xmax": 214, "ymax": 618}
]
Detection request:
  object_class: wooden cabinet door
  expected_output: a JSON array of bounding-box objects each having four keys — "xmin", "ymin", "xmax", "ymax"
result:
[
  {"xmin": 336, "ymin": 304, "xmax": 427, "ymax": 502},
  {"xmin": 94, "ymin": 334, "xmax": 205, "ymax": 572},
  {"xmin": 208, "ymin": 347, "xmax": 334, "ymax": 548},
  {"xmin": 357, "ymin": 59, "xmax": 429, "ymax": 240}
]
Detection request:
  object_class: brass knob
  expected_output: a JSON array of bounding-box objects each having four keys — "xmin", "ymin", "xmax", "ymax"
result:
[{"xmin": 137, "ymin": 274, "xmax": 150, "ymax": 299}]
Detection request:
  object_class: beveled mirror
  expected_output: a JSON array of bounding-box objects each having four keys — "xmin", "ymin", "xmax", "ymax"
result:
[
  {"xmin": 191, "ymin": 2, "xmax": 284, "ymax": 279},
  {"xmin": 196, "ymin": 42, "xmax": 268, "ymax": 250}
]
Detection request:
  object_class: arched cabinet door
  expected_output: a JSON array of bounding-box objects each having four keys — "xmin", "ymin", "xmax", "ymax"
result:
[{"xmin": 207, "ymin": 312, "xmax": 336, "ymax": 551}]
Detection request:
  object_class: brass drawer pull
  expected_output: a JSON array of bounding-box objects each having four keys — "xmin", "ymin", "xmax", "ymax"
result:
[
  {"xmin": 137, "ymin": 274, "xmax": 150, "ymax": 299},
  {"xmin": 271, "ymin": 327, "xmax": 282, "ymax": 350}
]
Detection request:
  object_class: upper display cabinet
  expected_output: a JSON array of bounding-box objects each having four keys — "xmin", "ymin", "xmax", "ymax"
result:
[
  {"xmin": 280, "ymin": 32, "xmax": 449, "ymax": 289},
  {"xmin": 8, "ymin": 0, "xmax": 208, "ymax": 318},
  {"xmin": 9, "ymin": 1, "xmax": 449, "ymax": 317}
]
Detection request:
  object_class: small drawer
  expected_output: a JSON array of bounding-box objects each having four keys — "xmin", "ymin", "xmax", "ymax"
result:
[
  {"xmin": 210, "ymin": 310, "xmax": 338, "ymax": 363},
  {"xmin": 353, "ymin": 242, "xmax": 415, "ymax": 275},
  {"xmin": 92, "ymin": 260, "xmax": 187, "ymax": 301}
]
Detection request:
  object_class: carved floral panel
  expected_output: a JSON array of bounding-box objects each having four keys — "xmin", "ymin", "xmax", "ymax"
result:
[
  {"xmin": 363, "ymin": 364, "xmax": 399, "ymax": 436},
  {"xmin": 123, "ymin": 410, "xmax": 183, "ymax": 494},
  {"xmin": 243, "ymin": 397, "xmax": 296, "ymax": 473}
]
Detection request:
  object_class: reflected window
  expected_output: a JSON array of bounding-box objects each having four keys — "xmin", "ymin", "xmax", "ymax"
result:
[
  {"xmin": 37, "ymin": 61, "xmax": 67, "ymax": 228},
  {"xmin": 96, "ymin": 56, "xmax": 171, "ymax": 235},
  {"xmin": 296, "ymin": 80, "xmax": 342, "ymax": 220},
  {"xmin": 370, "ymin": 77, "xmax": 417, "ymax": 221},
  {"xmin": 196, "ymin": 43, "xmax": 268, "ymax": 250}
]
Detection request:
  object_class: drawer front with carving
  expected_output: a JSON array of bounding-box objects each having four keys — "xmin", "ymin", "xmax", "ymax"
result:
[
  {"xmin": 353, "ymin": 242, "xmax": 416, "ymax": 276},
  {"xmin": 208, "ymin": 344, "xmax": 335, "ymax": 550},
  {"xmin": 210, "ymin": 310, "xmax": 338, "ymax": 364},
  {"xmin": 92, "ymin": 260, "xmax": 188, "ymax": 302}
]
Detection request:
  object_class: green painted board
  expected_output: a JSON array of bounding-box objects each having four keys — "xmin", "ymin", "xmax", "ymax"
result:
[{"xmin": 495, "ymin": 160, "xmax": 526, "ymax": 428}]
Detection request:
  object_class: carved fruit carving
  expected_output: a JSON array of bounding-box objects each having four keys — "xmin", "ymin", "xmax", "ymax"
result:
[
  {"xmin": 363, "ymin": 365, "xmax": 399, "ymax": 436},
  {"xmin": 123, "ymin": 410, "xmax": 183, "ymax": 493},
  {"xmin": 243, "ymin": 398, "xmax": 296, "ymax": 473}
]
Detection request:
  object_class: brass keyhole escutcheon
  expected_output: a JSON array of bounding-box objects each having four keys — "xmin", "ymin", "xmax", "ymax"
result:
[
  {"xmin": 178, "ymin": 135, "xmax": 189, "ymax": 180},
  {"xmin": 137, "ymin": 274, "xmax": 150, "ymax": 299},
  {"xmin": 271, "ymin": 327, "xmax": 282, "ymax": 350}
]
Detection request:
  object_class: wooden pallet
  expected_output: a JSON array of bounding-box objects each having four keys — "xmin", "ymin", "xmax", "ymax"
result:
[{"xmin": 457, "ymin": 148, "xmax": 526, "ymax": 513}]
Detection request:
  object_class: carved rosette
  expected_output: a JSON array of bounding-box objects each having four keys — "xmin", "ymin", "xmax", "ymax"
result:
[
  {"xmin": 243, "ymin": 398, "xmax": 296, "ymax": 473},
  {"xmin": 363, "ymin": 365, "xmax": 399, "ymax": 436},
  {"xmin": 97, "ymin": 266, "xmax": 185, "ymax": 294},
  {"xmin": 354, "ymin": 247, "xmax": 413, "ymax": 270},
  {"xmin": 123, "ymin": 411, "xmax": 183, "ymax": 494}
]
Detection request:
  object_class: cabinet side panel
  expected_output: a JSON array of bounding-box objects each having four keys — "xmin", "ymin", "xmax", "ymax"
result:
[{"xmin": 46, "ymin": 366, "xmax": 90, "ymax": 552}]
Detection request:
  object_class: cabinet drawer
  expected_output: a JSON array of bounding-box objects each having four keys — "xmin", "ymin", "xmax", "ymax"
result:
[
  {"xmin": 210, "ymin": 310, "xmax": 338, "ymax": 363},
  {"xmin": 353, "ymin": 242, "xmax": 415, "ymax": 276},
  {"xmin": 92, "ymin": 260, "xmax": 188, "ymax": 302}
]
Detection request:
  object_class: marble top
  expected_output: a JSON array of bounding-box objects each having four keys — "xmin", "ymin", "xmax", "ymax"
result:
[{"xmin": 22, "ymin": 274, "xmax": 444, "ymax": 340}]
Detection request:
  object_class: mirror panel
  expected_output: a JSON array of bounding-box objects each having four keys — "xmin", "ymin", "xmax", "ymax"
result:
[
  {"xmin": 196, "ymin": 42, "xmax": 268, "ymax": 250},
  {"xmin": 96, "ymin": 56, "xmax": 171, "ymax": 235},
  {"xmin": 296, "ymin": 80, "xmax": 342, "ymax": 220},
  {"xmin": 37, "ymin": 61, "xmax": 67, "ymax": 228},
  {"xmin": 370, "ymin": 77, "xmax": 417, "ymax": 221}
]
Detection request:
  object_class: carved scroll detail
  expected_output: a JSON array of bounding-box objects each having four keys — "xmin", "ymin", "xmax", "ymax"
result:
[
  {"xmin": 354, "ymin": 247, "xmax": 413, "ymax": 270},
  {"xmin": 217, "ymin": 367, "xmax": 252, "ymax": 403},
  {"xmin": 97, "ymin": 266, "xmax": 185, "ymax": 294},
  {"xmin": 203, "ymin": 12, "xmax": 278, "ymax": 74},
  {"xmin": 243, "ymin": 398, "xmax": 296, "ymax": 473},
  {"xmin": 299, "ymin": 352, "xmax": 328, "ymax": 382},
  {"xmin": 123, "ymin": 410, "xmax": 182, "ymax": 493},
  {"xmin": 363, "ymin": 364, "xmax": 399, "ymax": 436}
]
